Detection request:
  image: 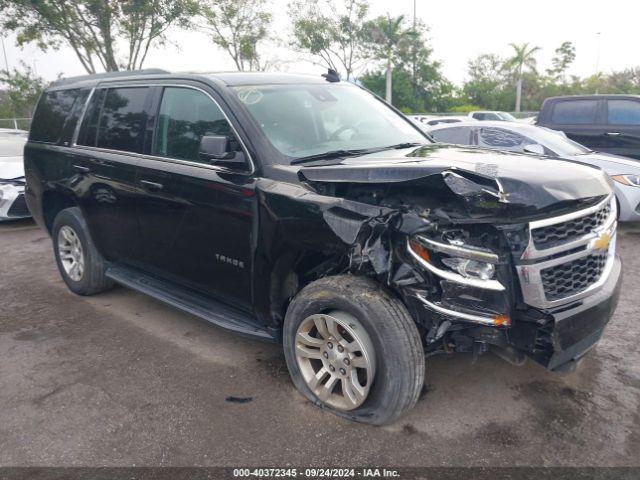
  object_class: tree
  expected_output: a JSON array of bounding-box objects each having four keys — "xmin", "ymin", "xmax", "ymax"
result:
[
  {"xmin": 0, "ymin": 0, "xmax": 199, "ymax": 73},
  {"xmin": 360, "ymin": 20, "xmax": 452, "ymax": 112},
  {"xmin": 289, "ymin": 0, "xmax": 369, "ymax": 80},
  {"xmin": 199, "ymin": 0, "xmax": 272, "ymax": 72},
  {"xmin": 505, "ymin": 42, "xmax": 541, "ymax": 112},
  {"xmin": 365, "ymin": 15, "xmax": 410, "ymax": 103},
  {"xmin": 462, "ymin": 53, "xmax": 513, "ymax": 111},
  {"xmin": 547, "ymin": 41, "xmax": 576, "ymax": 79},
  {"xmin": 0, "ymin": 61, "xmax": 46, "ymax": 118}
]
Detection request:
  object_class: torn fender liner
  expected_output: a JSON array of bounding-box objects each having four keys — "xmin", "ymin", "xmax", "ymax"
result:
[{"xmin": 298, "ymin": 144, "xmax": 612, "ymax": 213}]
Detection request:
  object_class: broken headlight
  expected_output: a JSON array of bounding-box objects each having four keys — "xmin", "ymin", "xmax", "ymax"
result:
[
  {"xmin": 407, "ymin": 234, "xmax": 503, "ymax": 290},
  {"xmin": 441, "ymin": 257, "xmax": 495, "ymax": 280}
]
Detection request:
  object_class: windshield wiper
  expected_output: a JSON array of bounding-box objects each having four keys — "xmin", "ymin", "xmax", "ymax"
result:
[
  {"xmin": 382, "ymin": 142, "xmax": 425, "ymax": 150},
  {"xmin": 290, "ymin": 148, "xmax": 375, "ymax": 165},
  {"xmin": 291, "ymin": 142, "xmax": 427, "ymax": 165}
]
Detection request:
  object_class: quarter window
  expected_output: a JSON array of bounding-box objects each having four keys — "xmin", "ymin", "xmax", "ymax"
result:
[
  {"xmin": 551, "ymin": 100, "xmax": 599, "ymax": 125},
  {"xmin": 152, "ymin": 87, "xmax": 235, "ymax": 163},
  {"xmin": 607, "ymin": 99, "xmax": 640, "ymax": 125}
]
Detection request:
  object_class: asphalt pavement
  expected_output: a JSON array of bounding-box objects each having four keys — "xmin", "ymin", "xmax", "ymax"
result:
[{"xmin": 1, "ymin": 219, "xmax": 638, "ymax": 466}]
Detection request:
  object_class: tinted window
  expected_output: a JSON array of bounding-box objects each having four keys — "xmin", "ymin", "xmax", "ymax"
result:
[
  {"xmin": 431, "ymin": 127, "xmax": 472, "ymax": 145},
  {"xmin": 152, "ymin": 87, "xmax": 235, "ymax": 163},
  {"xmin": 478, "ymin": 128, "xmax": 527, "ymax": 150},
  {"xmin": 30, "ymin": 89, "xmax": 83, "ymax": 143},
  {"xmin": 77, "ymin": 90, "xmax": 106, "ymax": 147},
  {"xmin": 551, "ymin": 100, "xmax": 599, "ymax": 124},
  {"xmin": 97, "ymin": 88, "xmax": 147, "ymax": 152},
  {"xmin": 607, "ymin": 99, "xmax": 640, "ymax": 125}
]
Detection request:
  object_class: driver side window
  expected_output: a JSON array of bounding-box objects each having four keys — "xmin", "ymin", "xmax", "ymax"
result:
[{"xmin": 152, "ymin": 87, "xmax": 240, "ymax": 163}]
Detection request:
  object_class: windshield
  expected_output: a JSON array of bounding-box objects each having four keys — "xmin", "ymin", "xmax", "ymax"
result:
[
  {"xmin": 232, "ymin": 83, "xmax": 427, "ymax": 161},
  {"xmin": 0, "ymin": 132, "xmax": 27, "ymax": 158},
  {"xmin": 530, "ymin": 127, "xmax": 591, "ymax": 156},
  {"xmin": 497, "ymin": 112, "xmax": 517, "ymax": 121}
]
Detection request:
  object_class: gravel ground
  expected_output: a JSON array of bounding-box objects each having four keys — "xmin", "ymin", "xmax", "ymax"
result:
[{"xmin": 0, "ymin": 219, "xmax": 638, "ymax": 467}]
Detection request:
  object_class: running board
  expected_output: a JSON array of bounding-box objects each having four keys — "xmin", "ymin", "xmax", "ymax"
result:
[{"xmin": 105, "ymin": 265, "xmax": 276, "ymax": 341}]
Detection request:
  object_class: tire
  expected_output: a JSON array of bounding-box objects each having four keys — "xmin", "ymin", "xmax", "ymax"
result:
[
  {"xmin": 52, "ymin": 207, "xmax": 113, "ymax": 296},
  {"xmin": 283, "ymin": 274, "xmax": 425, "ymax": 425}
]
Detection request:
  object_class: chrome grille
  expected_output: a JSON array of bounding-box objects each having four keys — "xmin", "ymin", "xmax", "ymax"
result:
[
  {"xmin": 532, "ymin": 202, "xmax": 610, "ymax": 249},
  {"xmin": 516, "ymin": 195, "xmax": 617, "ymax": 309},
  {"xmin": 540, "ymin": 250, "xmax": 608, "ymax": 301}
]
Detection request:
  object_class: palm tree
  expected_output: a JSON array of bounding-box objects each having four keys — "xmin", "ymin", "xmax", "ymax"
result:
[
  {"xmin": 368, "ymin": 15, "xmax": 409, "ymax": 104},
  {"xmin": 505, "ymin": 43, "xmax": 541, "ymax": 112}
]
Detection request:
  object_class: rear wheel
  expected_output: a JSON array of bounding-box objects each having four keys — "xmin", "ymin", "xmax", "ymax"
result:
[
  {"xmin": 52, "ymin": 207, "xmax": 113, "ymax": 296},
  {"xmin": 283, "ymin": 275, "xmax": 425, "ymax": 425}
]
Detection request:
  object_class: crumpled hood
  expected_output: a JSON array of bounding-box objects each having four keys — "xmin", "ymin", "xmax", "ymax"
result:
[
  {"xmin": 0, "ymin": 156, "xmax": 25, "ymax": 180},
  {"xmin": 299, "ymin": 144, "xmax": 612, "ymax": 212}
]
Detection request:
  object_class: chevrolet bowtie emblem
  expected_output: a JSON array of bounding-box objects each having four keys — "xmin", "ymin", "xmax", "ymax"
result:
[{"xmin": 594, "ymin": 231, "xmax": 612, "ymax": 250}]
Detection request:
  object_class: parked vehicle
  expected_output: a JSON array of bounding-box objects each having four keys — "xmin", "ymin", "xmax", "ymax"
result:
[
  {"xmin": 409, "ymin": 114, "xmax": 469, "ymax": 128},
  {"xmin": 0, "ymin": 128, "xmax": 30, "ymax": 220},
  {"xmin": 426, "ymin": 121, "xmax": 640, "ymax": 222},
  {"xmin": 468, "ymin": 111, "xmax": 517, "ymax": 121},
  {"xmin": 537, "ymin": 95, "xmax": 640, "ymax": 160},
  {"xmin": 25, "ymin": 70, "xmax": 621, "ymax": 425}
]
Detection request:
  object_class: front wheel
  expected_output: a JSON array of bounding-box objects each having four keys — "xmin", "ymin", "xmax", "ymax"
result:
[{"xmin": 283, "ymin": 275, "xmax": 425, "ymax": 425}]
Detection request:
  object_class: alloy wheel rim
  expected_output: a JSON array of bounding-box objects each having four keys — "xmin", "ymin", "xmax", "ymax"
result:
[
  {"xmin": 295, "ymin": 310, "xmax": 376, "ymax": 411},
  {"xmin": 58, "ymin": 225, "xmax": 85, "ymax": 282}
]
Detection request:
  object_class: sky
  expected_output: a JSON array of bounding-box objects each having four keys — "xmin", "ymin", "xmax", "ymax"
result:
[{"xmin": 1, "ymin": 0, "xmax": 638, "ymax": 86}]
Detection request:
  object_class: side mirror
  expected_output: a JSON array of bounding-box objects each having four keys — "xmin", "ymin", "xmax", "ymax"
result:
[
  {"xmin": 523, "ymin": 143, "xmax": 545, "ymax": 155},
  {"xmin": 199, "ymin": 135, "xmax": 246, "ymax": 167}
]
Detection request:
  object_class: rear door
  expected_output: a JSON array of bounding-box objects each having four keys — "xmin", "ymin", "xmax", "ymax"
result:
[
  {"xmin": 543, "ymin": 98, "xmax": 607, "ymax": 151},
  {"xmin": 603, "ymin": 98, "xmax": 640, "ymax": 159},
  {"xmin": 135, "ymin": 84, "xmax": 255, "ymax": 310},
  {"xmin": 73, "ymin": 85, "xmax": 150, "ymax": 264}
]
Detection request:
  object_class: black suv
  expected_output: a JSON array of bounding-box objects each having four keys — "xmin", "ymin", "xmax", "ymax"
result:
[
  {"xmin": 537, "ymin": 94, "xmax": 640, "ymax": 159},
  {"xmin": 25, "ymin": 70, "xmax": 621, "ymax": 424}
]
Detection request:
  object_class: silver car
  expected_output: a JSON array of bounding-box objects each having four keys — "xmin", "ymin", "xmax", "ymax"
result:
[
  {"xmin": 426, "ymin": 121, "xmax": 640, "ymax": 222},
  {"xmin": 0, "ymin": 129, "xmax": 30, "ymax": 221}
]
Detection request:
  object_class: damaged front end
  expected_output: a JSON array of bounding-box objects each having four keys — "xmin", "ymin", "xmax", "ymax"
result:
[{"xmin": 277, "ymin": 145, "xmax": 621, "ymax": 371}]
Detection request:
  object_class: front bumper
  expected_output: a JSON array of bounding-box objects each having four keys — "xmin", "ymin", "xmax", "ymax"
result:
[
  {"xmin": 0, "ymin": 184, "xmax": 30, "ymax": 220},
  {"xmin": 527, "ymin": 255, "xmax": 621, "ymax": 371}
]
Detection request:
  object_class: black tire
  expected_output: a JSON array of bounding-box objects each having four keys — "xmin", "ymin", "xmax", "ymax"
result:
[
  {"xmin": 283, "ymin": 275, "xmax": 425, "ymax": 425},
  {"xmin": 52, "ymin": 207, "xmax": 113, "ymax": 296}
]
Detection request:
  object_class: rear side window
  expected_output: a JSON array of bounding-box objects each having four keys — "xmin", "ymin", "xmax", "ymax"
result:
[
  {"xmin": 30, "ymin": 89, "xmax": 83, "ymax": 143},
  {"xmin": 607, "ymin": 99, "xmax": 640, "ymax": 125},
  {"xmin": 430, "ymin": 127, "xmax": 472, "ymax": 145},
  {"xmin": 478, "ymin": 128, "xmax": 528, "ymax": 150},
  {"xmin": 152, "ymin": 87, "xmax": 235, "ymax": 163},
  {"xmin": 551, "ymin": 100, "xmax": 599, "ymax": 124},
  {"xmin": 78, "ymin": 87, "xmax": 148, "ymax": 153}
]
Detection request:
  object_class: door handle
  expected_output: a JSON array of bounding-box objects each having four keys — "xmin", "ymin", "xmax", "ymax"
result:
[
  {"xmin": 140, "ymin": 180, "xmax": 164, "ymax": 191},
  {"xmin": 605, "ymin": 132, "xmax": 622, "ymax": 137},
  {"xmin": 72, "ymin": 164, "xmax": 90, "ymax": 173}
]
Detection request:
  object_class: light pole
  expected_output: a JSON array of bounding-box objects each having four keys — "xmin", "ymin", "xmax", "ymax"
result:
[{"xmin": 595, "ymin": 32, "xmax": 602, "ymax": 94}]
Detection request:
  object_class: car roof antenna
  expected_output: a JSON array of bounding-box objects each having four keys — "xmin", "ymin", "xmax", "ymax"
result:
[{"xmin": 322, "ymin": 69, "xmax": 340, "ymax": 83}]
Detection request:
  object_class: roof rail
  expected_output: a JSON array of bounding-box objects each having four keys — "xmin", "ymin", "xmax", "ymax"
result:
[{"xmin": 50, "ymin": 68, "xmax": 170, "ymax": 87}]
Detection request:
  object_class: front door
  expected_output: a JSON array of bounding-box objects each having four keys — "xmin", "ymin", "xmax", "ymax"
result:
[
  {"xmin": 602, "ymin": 98, "xmax": 640, "ymax": 160},
  {"xmin": 135, "ymin": 85, "xmax": 255, "ymax": 310}
]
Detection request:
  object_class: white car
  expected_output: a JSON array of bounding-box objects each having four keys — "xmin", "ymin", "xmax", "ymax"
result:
[
  {"xmin": 426, "ymin": 121, "xmax": 640, "ymax": 222},
  {"xmin": 408, "ymin": 115, "xmax": 470, "ymax": 130},
  {"xmin": 468, "ymin": 111, "xmax": 517, "ymax": 122},
  {"xmin": 0, "ymin": 129, "xmax": 30, "ymax": 220}
]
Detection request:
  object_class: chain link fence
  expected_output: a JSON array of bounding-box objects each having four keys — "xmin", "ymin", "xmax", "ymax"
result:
[{"xmin": 0, "ymin": 118, "xmax": 31, "ymax": 131}]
